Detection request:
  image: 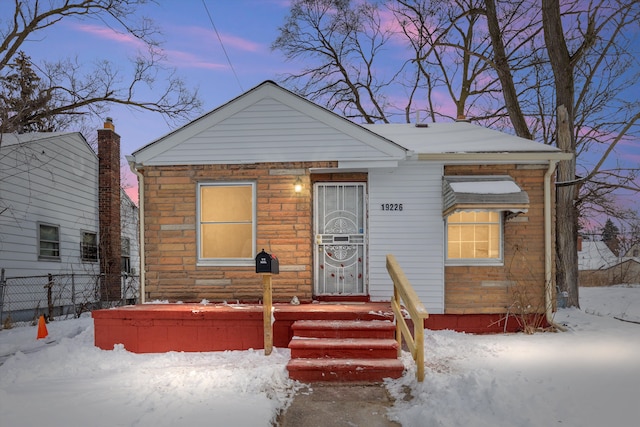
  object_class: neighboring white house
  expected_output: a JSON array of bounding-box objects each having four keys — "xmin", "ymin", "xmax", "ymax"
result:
[
  {"xmin": 0, "ymin": 130, "xmax": 139, "ymax": 322},
  {"xmin": 578, "ymin": 240, "xmax": 618, "ymax": 271},
  {"xmin": 578, "ymin": 239, "xmax": 640, "ymax": 286}
]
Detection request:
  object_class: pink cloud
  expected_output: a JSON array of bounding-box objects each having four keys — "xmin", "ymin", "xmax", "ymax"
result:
[
  {"xmin": 162, "ymin": 49, "xmax": 228, "ymax": 70},
  {"xmin": 72, "ymin": 23, "xmax": 146, "ymax": 48},
  {"xmin": 182, "ymin": 26, "xmax": 263, "ymax": 53}
]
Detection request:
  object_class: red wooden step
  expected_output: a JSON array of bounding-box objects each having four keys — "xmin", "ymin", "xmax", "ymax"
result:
[
  {"xmin": 289, "ymin": 337, "xmax": 399, "ymax": 359},
  {"xmin": 287, "ymin": 358, "xmax": 405, "ymax": 382},
  {"xmin": 291, "ymin": 319, "xmax": 395, "ymax": 339}
]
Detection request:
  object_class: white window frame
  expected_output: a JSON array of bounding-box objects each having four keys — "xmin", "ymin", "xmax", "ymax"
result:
[
  {"xmin": 445, "ymin": 211, "xmax": 504, "ymax": 266},
  {"xmin": 197, "ymin": 181, "xmax": 256, "ymax": 266},
  {"xmin": 38, "ymin": 222, "xmax": 61, "ymax": 261}
]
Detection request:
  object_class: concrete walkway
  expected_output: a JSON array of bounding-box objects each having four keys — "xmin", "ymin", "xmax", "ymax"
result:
[{"xmin": 277, "ymin": 383, "xmax": 400, "ymax": 427}]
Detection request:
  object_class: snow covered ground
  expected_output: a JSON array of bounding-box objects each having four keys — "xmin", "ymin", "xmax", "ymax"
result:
[{"xmin": 1, "ymin": 285, "xmax": 639, "ymax": 427}]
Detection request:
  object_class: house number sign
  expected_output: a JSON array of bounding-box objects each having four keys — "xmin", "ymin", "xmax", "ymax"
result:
[{"xmin": 381, "ymin": 203, "xmax": 403, "ymax": 211}]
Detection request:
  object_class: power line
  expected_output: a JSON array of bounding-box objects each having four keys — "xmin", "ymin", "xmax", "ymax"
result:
[{"xmin": 201, "ymin": 0, "xmax": 243, "ymax": 92}]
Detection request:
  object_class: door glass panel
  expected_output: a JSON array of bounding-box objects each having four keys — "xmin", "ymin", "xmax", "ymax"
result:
[{"xmin": 314, "ymin": 183, "xmax": 366, "ymax": 295}]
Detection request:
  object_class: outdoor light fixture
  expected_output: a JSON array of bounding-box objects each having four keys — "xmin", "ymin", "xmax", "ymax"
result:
[{"xmin": 294, "ymin": 177, "xmax": 303, "ymax": 193}]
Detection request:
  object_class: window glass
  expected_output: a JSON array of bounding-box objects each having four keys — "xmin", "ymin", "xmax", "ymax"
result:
[
  {"xmin": 121, "ymin": 237, "xmax": 131, "ymax": 273},
  {"xmin": 199, "ymin": 183, "xmax": 255, "ymax": 262},
  {"xmin": 81, "ymin": 232, "xmax": 98, "ymax": 262},
  {"xmin": 39, "ymin": 224, "xmax": 60, "ymax": 259},
  {"xmin": 446, "ymin": 211, "xmax": 501, "ymax": 262}
]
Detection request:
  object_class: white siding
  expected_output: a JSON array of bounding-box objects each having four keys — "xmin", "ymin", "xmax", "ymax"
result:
[
  {"xmin": 134, "ymin": 83, "xmax": 407, "ymax": 166},
  {"xmin": 149, "ymin": 98, "xmax": 400, "ymax": 165},
  {"xmin": 120, "ymin": 189, "xmax": 140, "ymax": 300},
  {"xmin": 120, "ymin": 191, "xmax": 140, "ymax": 275},
  {"xmin": 0, "ymin": 134, "xmax": 99, "ymax": 277},
  {"xmin": 368, "ymin": 162, "xmax": 445, "ymax": 313}
]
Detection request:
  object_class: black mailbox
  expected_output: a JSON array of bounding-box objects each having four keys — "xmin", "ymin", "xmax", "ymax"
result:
[{"xmin": 255, "ymin": 249, "xmax": 279, "ymax": 274}]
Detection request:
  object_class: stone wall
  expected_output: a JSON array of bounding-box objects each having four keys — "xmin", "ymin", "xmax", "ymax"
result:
[
  {"xmin": 444, "ymin": 164, "xmax": 552, "ymax": 315},
  {"xmin": 141, "ymin": 162, "xmax": 337, "ymax": 302}
]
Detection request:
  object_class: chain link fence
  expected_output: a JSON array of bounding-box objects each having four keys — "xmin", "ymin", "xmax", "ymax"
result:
[{"xmin": 0, "ymin": 268, "xmax": 139, "ymax": 329}]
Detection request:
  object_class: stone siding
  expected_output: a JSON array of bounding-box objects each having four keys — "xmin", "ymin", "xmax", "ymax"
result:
[{"xmin": 444, "ymin": 164, "xmax": 553, "ymax": 315}]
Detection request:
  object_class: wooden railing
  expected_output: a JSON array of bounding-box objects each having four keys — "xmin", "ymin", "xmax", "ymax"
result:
[{"xmin": 386, "ymin": 254, "xmax": 429, "ymax": 382}]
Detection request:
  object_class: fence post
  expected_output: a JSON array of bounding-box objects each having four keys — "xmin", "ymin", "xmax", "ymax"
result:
[
  {"xmin": 46, "ymin": 274, "xmax": 54, "ymax": 320},
  {"xmin": 0, "ymin": 268, "xmax": 5, "ymax": 326},
  {"xmin": 71, "ymin": 273, "xmax": 76, "ymax": 317}
]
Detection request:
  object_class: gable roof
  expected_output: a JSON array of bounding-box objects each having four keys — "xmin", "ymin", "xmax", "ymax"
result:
[
  {"xmin": 1, "ymin": 132, "xmax": 94, "ymax": 158},
  {"xmin": 578, "ymin": 241, "xmax": 619, "ymax": 270},
  {"xmin": 131, "ymin": 81, "xmax": 407, "ymax": 166}
]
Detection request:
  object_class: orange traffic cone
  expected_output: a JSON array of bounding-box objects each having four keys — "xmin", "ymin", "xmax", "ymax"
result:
[{"xmin": 37, "ymin": 315, "xmax": 48, "ymax": 340}]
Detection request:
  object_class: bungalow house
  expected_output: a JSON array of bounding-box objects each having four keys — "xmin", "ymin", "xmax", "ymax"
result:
[
  {"xmin": 0, "ymin": 123, "xmax": 140, "ymax": 324},
  {"xmin": 120, "ymin": 81, "xmax": 570, "ymax": 334}
]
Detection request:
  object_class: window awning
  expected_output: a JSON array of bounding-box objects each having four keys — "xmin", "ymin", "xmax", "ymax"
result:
[{"xmin": 443, "ymin": 175, "xmax": 529, "ymax": 217}]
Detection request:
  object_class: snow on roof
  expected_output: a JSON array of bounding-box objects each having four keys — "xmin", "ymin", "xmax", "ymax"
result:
[
  {"xmin": 578, "ymin": 241, "xmax": 619, "ymax": 270},
  {"xmin": 442, "ymin": 175, "xmax": 529, "ymax": 216},
  {"xmin": 448, "ymin": 180, "xmax": 522, "ymax": 194},
  {"xmin": 360, "ymin": 122, "xmax": 560, "ymax": 153}
]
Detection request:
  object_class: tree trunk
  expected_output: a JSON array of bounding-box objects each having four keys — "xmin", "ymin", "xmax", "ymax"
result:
[
  {"xmin": 555, "ymin": 106, "xmax": 579, "ymax": 308},
  {"xmin": 484, "ymin": 0, "xmax": 532, "ymax": 140},
  {"xmin": 542, "ymin": 0, "xmax": 579, "ymax": 307}
]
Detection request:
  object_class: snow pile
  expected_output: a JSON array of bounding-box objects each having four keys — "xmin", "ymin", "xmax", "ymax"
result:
[
  {"xmin": 0, "ymin": 285, "xmax": 638, "ymax": 427},
  {"xmin": 386, "ymin": 285, "xmax": 640, "ymax": 427},
  {"xmin": 0, "ymin": 318, "xmax": 300, "ymax": 426}
]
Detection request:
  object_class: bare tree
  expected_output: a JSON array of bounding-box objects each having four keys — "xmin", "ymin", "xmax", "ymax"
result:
[
  {"xmin": 0, "ymin": 1, "xmax": 201, "ymax": 136},
  {"xmin": 274, "ymin": 0, "xmax": 640, "ymax": 308},
  {"xmin": 273, "ymin": 0, "xmax": 397, "ymax": 123},
  {"xmin": 392, "ymin": 0, "xmax": 503, "ymax": 123}
]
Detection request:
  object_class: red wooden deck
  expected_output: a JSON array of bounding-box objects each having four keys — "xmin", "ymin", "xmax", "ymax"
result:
[
  {"xmin": 92, "ymin": 302, "xmax": 395, "ymax": 353},
  {"xmin": 92, "ymin": 302, "xmax": 535, "ymax": 353}
]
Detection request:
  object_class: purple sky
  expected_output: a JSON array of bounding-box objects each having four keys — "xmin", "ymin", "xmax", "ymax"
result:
[{"xmin": 3, "ymin": 1, "xmax": 638, "ymax": 221}]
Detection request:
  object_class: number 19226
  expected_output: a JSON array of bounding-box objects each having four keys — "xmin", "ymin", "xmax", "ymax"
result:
[{"xmin": 381, "ymin": 203, "xmax": 403, "ymax": 211}]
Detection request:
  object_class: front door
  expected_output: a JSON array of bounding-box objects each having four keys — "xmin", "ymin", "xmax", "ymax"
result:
[{"xmin": 314, "ymin": 183, "xmax": 367, "ymax": 296}]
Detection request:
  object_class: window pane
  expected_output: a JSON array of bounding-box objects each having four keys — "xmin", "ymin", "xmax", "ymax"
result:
[
  {"xmin": 475, "ymin": 225, "xmax": 489, "ymax": 241},
  {"xmin": 41, "ymin": 225, "xmax": 58, "ymax": 241},
  {"xmin": 447, "ymin": 242, "xmax": 460, "ymax": 258},
  {"xmin": 122, "ymin": 237, "xmax": 130, "ymax": 256},
  {"xmin": 199, "ymin": 183, "xmax": 254, "ymax": 261},
  {"xmin": 489, "ymin": 230, "xmax": 500, "ymax": 258},
  {"xmin": 474, "ymin": 211, "xmax": 492, "ymax": 222},
  {"xmin": 81, "ymin": 232, "xmax": 98, "ymax": 261},
  {"xmin": 39, "ymin": 224, "xmax": 60, "ymax": 258},
  {"xmin": 201, "ymin": 186, "xmax": 253, "ymax": 222},
  {"xmin": 454, "ymin": 242, "xmax": 467, "ymax": 258},
  {"xmin": 447, "ymin": 211, "xmax": 501, "ymax": 261},
  {"xmin": 452, "ymin": 211, "xmax": 471, "ymax": 223},
  {"xmin": 201, "ymin": 224, "xmax": 253, "ymax": 258},
  {"xmin": 40, "ymin": 242, "xmax": 59, "ymax": 257}
]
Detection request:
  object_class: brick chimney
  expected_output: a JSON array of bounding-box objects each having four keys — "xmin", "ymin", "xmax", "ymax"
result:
[{"xmin": 98, "ymin": 117, "xmax": 122, "ymax": 303}]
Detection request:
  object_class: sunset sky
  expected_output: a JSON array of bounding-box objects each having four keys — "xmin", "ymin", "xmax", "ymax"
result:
[{"xmin": 3, "ymin": 1, "xmax": 638, "ymax": 220}]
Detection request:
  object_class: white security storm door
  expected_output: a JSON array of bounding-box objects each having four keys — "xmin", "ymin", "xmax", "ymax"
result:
[{"xmin": 314, "ymin": 183, "xmax": 367, "ymax": 296}]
